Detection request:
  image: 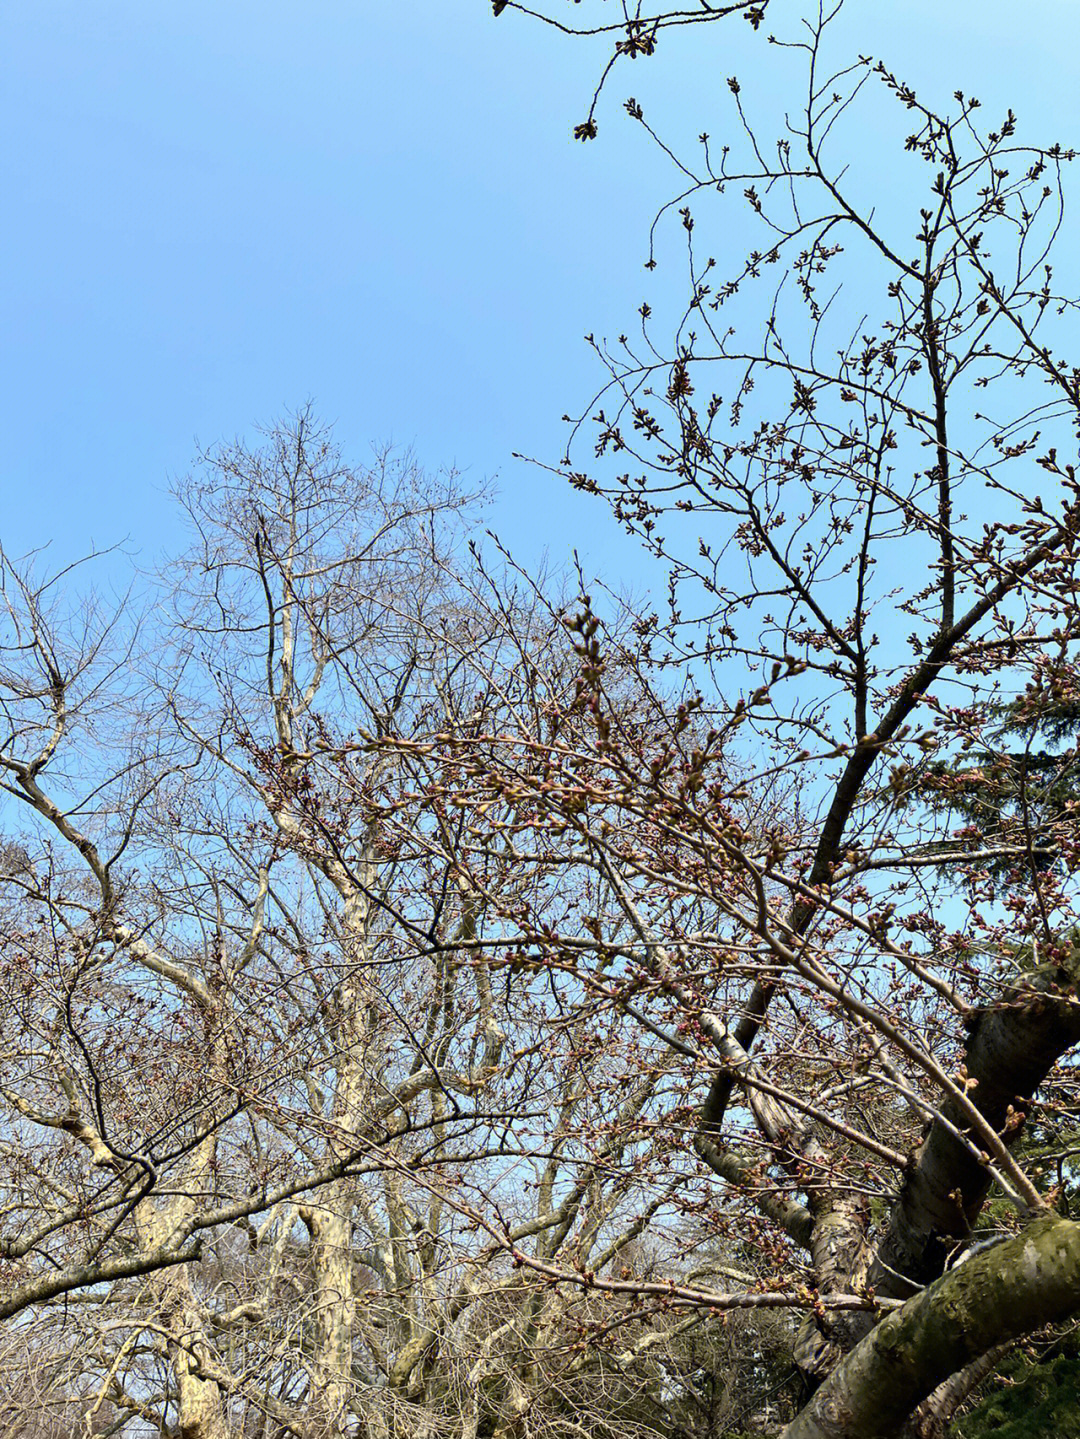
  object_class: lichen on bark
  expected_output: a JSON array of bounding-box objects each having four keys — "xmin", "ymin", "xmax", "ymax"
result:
[{"xmin": 781, "ymin": 1214, "xmax": 1080, "ymax": 1439}]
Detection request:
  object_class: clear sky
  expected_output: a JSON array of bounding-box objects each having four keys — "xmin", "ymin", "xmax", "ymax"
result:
[{"xmin": 2, "ymin": 2, "xmax": 1076, "ymax": 586}]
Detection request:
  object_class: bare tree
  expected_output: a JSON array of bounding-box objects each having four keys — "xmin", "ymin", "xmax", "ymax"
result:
[
  {"xmin": 417, "ymin": 2, "xmax": 1080, "ymax": 1433},
  {"xmin": 2, "ymin": 416, "xmax": 736, "ymax": 1439},
  {"xmin": 6, "ymin": 1, "xmax": 1080, "ymax": 1429}
]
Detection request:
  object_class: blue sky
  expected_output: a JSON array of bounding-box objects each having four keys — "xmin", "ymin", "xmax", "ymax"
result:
[{"xmin": 2, "ymin": 1, "xmax": 1076, "ymax": 587}]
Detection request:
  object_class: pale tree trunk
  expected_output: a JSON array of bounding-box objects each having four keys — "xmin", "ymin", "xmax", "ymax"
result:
[
  {"xmin": 262, "ymin": 548, "xmax": 379, "ymax": 1438},
  {"xmin": 298, "ymin": 876, "xmax": 384, "ymax": 1439},
  {"xmin": 133, "ymin": 934, "xmax": 248, "ymax": 1439},
  {"xmin": 137, "ymin": 1139, "xmax": 230, "ymax": 1439},
  {"xmin": 158, "ymin": 1269, "xmax": 232, "ymax": 1439},
  {"xmin": 301, "ymin": 1196, "xmax": 361, "ymax": 1439}
]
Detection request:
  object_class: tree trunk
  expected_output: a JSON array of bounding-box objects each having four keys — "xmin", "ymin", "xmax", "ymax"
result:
[
  {"xmin": 302, "ymin": 1195, "xmax": 358, "ymax": 1439},
  {"xmin": 782, "ymin": 1213, "xmax": 1080, "ymax": 1439},
  {"xmin": 868, "ymin": 950, "xmax": 1080, "ymax": 1306},
  {"xmin": 164, "ymin": 1271, "xmax": 232, "ymax": 1439},
  {"xmin": 137, "ymin": 1135, "xmax": 229, "ymax": 1439}
]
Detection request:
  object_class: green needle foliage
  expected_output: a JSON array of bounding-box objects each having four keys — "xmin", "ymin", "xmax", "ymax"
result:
[{"xmin": 958, "ymin": 1353, "xmax": 1080, "ymax": 1438}]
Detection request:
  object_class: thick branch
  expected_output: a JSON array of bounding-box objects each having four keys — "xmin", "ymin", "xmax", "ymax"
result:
[
  {"xmin": 782, "ymin": 1213, "xmax": 1080, "ymax": 1439},
  {"xmin": 870, "ymin": 946, "xmax": 1080, "ymax": 1302}
]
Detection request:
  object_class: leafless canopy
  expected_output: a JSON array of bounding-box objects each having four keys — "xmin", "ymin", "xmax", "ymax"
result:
[{"xmin": 3, "ymin": 2, "xmax": 1080, "ymax": 1436}]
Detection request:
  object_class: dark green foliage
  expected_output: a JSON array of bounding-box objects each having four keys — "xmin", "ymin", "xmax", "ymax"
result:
[
  {"xmin": 956, "ymin": 1355, "xmax": 1080, "ymax": 1438},
  {"xmin": 914, "ymin": 690, "xmax": 1080, "ymax": 884}
]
